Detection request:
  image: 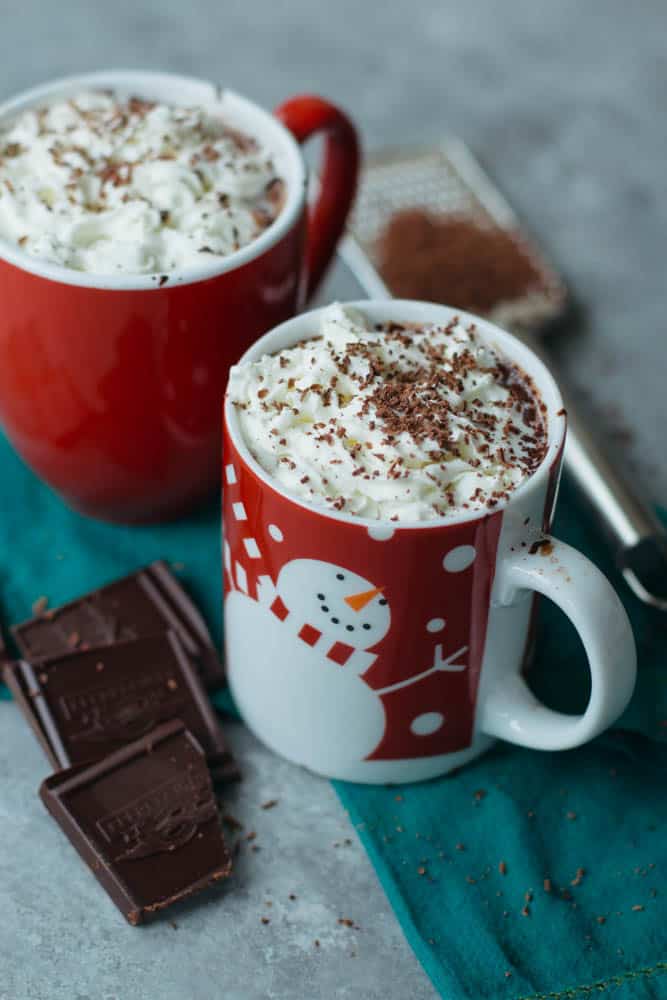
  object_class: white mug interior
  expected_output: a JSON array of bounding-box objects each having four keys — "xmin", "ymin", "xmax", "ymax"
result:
[{"xmin": 0, "ymin": 70, "xmax": 306, "ymax": 290}]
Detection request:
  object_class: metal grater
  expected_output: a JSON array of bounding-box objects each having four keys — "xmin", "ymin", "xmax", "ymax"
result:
[
  {"xmin": 337, "ymin": 141, "xmax": 667, "ymax": 610},
  {"xmin": 342, "ymin": 140, "xmax": 567, "ymax": 334}
]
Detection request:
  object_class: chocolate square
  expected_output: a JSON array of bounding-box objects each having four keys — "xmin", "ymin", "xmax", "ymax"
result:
[
  {"xmin": 3, "ymin": 658, "xmax": 60, "ymax": 767},
  {"xmin": 11, "ymin": 560, "xmax": 224, "ymax": 688},
  {"xmin": 0, "ymin": 627, "xmax": 10, "ymax": 668},
  {"xmin": 40, "ymin": 720, "xmax": 232, "ymax": 925},
  {"xmin": 4, "ymin": 632, "xmax": 238, "ymax": 782}
]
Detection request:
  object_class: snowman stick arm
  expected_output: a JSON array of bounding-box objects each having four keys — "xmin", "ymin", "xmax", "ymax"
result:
[
  {"xmin": 376, "ymin": 644, "xmax": 469, "ymax": 694},
  {"xmin": 433, "ymin": 643, "xmax": 469, "ymax": 671}
]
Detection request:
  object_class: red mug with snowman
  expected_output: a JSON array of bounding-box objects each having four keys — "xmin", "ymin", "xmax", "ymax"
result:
[{"xmin": 223, "ymin": 300, "xmax": 636, "ymax": 784}]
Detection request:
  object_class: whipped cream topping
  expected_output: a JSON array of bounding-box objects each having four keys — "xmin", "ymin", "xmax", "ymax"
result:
[
  {"xmin": 0, "ymin": 91, "xmax": 283, "ymax": 274},
  {"xmin": 228, "ymin": 305, "xmax": 548, "ymax": 522}
]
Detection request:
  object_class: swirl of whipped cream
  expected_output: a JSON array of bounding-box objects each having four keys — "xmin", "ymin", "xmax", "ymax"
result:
[
  {"xmin": 228, "ymin": 304, "xmax": 548, "ymax": 522},
  {"xmin": 0, "ymin": 91, "xmax": 283, "ymax": 274}
]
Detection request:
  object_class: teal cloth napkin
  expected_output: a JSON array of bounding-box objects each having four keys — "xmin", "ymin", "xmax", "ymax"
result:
[{"xmin": 1, "ymin": 430, "xmax": 666, "ymax": 999}]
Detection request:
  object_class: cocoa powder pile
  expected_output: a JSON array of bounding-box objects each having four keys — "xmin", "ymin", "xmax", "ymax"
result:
[{"xmin": 376, "ymin": 209, "xmax": 547, "ymax": 315}]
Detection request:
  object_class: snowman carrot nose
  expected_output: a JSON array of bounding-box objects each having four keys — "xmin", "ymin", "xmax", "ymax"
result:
[{"xmin": 344, "ymin": 587, "xmax": 383, "ymax": 612}]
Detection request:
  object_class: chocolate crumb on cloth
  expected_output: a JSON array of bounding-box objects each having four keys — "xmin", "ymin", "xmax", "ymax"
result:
[
  {"xmin": 40, "ymin": 720, "xmax": 232, "ymax": 925},
  {"xmin": 3, "ymin": 632, "xmax": 238, "ymax": 781},
  {"xmin": 11, "ymin": 559, "xmax": 224, "ymax": 688},
  {"xmin": 376, "ymin": 209, "xmax": 561, "ymax": 321}
]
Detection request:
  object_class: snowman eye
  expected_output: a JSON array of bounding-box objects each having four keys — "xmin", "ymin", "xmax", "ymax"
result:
[
  {"xmin": 379, "ymin": 598, "xmax": 387, "ymax": 606},
  {"xmin": 336, "ymin": 573, "xmax": 345, "ymax": 580}
]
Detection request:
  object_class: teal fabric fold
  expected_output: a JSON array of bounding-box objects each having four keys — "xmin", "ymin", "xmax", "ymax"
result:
[{"xmin": 1, "ymin": 429, "xmax": 666, "ymax": 999}]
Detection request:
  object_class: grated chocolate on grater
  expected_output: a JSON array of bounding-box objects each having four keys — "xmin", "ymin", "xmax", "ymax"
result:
[{"xmin": 347, "ymin": 142, "xmax": 567, "ymax": 333}]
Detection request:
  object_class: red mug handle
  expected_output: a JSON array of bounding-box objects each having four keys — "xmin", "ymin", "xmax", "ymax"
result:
[{"xmin": 274, "ymin": 95, "xmax": 360, "ymax": 301}]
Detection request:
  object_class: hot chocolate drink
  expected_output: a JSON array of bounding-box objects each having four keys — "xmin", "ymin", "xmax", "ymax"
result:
[
  {"xmin": 0, "ymin": 91, "xmax": 284, "ymax": 274},
  {"xmin": 228, "ymin": 304, "xmax": 548, "ymax": 522}
]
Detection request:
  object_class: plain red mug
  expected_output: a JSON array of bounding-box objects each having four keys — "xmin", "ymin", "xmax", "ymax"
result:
[{"xmin": 0, "ymin": 71, "xmax": 359, "ymax": 523}]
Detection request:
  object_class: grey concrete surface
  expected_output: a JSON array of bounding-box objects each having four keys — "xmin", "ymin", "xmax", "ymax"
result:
[{"xmin": 0, "ymin": 2, "xmax": 665, "ymax": 997}]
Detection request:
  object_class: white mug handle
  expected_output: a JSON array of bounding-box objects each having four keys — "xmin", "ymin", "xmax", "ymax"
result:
[{"xmin": 479, "ymin": 537, "xmax": 637, "ymax": 750}]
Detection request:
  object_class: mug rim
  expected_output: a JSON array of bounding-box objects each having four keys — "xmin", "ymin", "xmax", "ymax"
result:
[
  {"xmin": 224, "ymin": 299, "xmax": 567, "ymax": 531},
  {"xmin": 0, "ymin": 69, "xmax": 307, "ymax": 291}
]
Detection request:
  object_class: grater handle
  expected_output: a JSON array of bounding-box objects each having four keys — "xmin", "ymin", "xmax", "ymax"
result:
[
  {"xmin": 508, "ymin": 328, "xmax": 667, "ymax": 610},
  {"xmin": 563, "ymin": 401, "xmax": 663, "ymax": 548},
  {"xmin": 558, "ymin": 388, "xmax": 667, "ymax": 609}
]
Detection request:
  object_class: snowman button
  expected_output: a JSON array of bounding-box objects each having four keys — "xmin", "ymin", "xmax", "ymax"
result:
[{"xmin": 410, "ymin": 712, "xmax": 445, "ymax": 736}]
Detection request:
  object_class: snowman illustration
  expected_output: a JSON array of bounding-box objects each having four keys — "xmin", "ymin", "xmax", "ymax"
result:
[{"xmin": 225, "ymin": 553, "xmax": 468, "ymax": 776}]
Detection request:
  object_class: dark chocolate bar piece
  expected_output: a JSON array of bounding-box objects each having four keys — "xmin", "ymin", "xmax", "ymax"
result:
[
  {"xmin": 3, "ymin": 659, "xmax": 61, "ymax": 768},
  {"xmin": 0, "ymin": 618, "xmax": 15, "ymax": 669},
  {"xmin": 6, "ymin": 633, "xmax": 238, "ymax": 782},
  {"xmin": 40, "ymin": 720, "xmax": 232, "ymax": 925},
  {"xmin": 12, "ymin": 560, "xmax": 223, "ymax": 688}
]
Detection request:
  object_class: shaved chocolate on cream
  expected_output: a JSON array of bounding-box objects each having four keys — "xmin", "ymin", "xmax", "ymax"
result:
[
  {"xmin": 0, "ymin": 91, "xmax": 284, "ymax": 274},
  {"xmin": 228, "ymin": 304, "xmax": 548, "ymax": 522}
]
